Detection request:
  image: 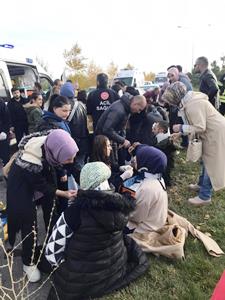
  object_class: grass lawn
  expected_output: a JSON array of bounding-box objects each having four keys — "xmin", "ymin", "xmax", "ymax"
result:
[{"xmin": 101, "ymin": 151, "xmax": 225, "ymax": 300}]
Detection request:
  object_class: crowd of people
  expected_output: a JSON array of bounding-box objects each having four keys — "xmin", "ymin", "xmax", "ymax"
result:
[{"xmin": 1, "ymin": 56, "xmax": 225, "ymax": 299}]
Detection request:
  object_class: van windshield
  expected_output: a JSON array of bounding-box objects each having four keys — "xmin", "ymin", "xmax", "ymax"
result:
[
  {"xmin": 155, "ymin": 77, "xmax": 167, "ymax": 83},
  {"xmin": 7, "ymin": 64, "xmax": 38, "ymax": 90},
  {"xmin": 114, "ymin": 77, "xmax": 133, "ymax": 86}
]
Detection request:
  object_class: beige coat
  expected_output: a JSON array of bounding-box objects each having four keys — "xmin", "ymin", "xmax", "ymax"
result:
[
  {"xmin": 130, "ymin": 210, "xmax": 224, "ymax": 259},
  {"xmin": 127, "ymin": 177, "xmax": 168, "ymax": 233},
  {"xmin": 181, "ymin": 92, "xmax": 225, "ymax": 191}
]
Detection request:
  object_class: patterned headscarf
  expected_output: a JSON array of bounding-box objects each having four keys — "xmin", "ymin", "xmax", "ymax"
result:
[{"xmin": 162, "ymin": 82, "xmax": 187, "ymax": 106}]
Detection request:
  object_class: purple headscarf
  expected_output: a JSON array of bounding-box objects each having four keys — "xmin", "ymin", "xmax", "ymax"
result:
[
  {"xmin": 136, "ymin": 145, "xmax": 167, "ymax": 174},
  {"xmin": 44, "ymin": 129, "xmax": 79, "ymax": 166}
]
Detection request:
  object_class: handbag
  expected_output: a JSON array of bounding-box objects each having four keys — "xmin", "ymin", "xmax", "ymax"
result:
[{"xmin": 186, "ymin": 133, "xmax": 202, "ymax": 162}]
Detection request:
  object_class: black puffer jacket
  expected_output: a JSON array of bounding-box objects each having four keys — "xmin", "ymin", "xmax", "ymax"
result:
[
  {"xmin": 95, "ymin": 94, "xmax": 132, "ymax": 144},
  {"xmin": 48, "ymin": 190, "xmax": 148, "ymax": 300}
]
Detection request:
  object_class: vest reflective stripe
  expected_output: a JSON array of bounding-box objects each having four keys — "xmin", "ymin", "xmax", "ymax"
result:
[{"xmin": 220, "ymin": 94, "xmax": 225, "ymax": 103}]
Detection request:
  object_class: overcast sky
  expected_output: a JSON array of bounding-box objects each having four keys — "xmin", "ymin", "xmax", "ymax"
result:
[{"xmin": 1, "ymin": 0, "xmax": 225, "ymax": 78}]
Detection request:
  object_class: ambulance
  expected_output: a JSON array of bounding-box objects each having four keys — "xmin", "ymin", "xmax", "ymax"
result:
[
  {"xmin": 113, "ymin": 69, "xmax": 145, "ymax": 94},
  {"xmin": 0, "ymin": 45, "xmax": 53, "ymax": 101}
]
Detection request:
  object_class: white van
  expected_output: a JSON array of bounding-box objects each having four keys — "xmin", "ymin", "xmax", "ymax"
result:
[
  {"xmin": 0, "ymin": 48, "xmax": 53, "ymax": 101},
  {"xmin": 154, "ymin": 72, "xmax": 168, "ymax": 87},
  {"xmin": 113, "ymin": 69, "xmax": 145, "ymax": 93}
]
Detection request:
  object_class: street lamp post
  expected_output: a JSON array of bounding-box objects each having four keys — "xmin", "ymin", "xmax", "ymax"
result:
[{"xmin": 177, "ymin": 24, "xmax": 213, "ymax": 70}]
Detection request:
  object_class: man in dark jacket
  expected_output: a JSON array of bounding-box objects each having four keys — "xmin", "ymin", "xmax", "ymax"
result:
[
  {"xmin": 96, "ymin": 94, "xmax": 146, "ymax": 147},
  {"xmin": 87, "ymin": 73, "xmax": 119, "ymax": 131},
  {"xmin": 7, "ymin": 88, "xmax": 29, "ymax": 145},
  {"xmin": 194, "ymin": 56, "xmax": 219, "ymax": 108},
  {"xmin": 0, "ymin": 98, "xmax": 10, "ymax": 165}
]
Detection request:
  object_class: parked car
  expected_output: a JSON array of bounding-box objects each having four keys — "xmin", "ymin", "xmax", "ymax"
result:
[{"xmin": 141, "ymin": 83, "xmax": 160, "ymax": 92}]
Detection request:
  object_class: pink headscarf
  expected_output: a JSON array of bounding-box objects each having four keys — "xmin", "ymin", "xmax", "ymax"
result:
[
  {"xmin": 167, "ymin": 67, "xmax": 179, "ymax": 82},
  {"xmin": 44, "ymin": 129, "xmax": 79, "ymax": 166}
]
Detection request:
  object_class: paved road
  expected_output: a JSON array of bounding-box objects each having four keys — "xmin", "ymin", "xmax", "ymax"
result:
[{"xmin": 0, "ymin": 175, "xmax": 51, "ymax": 299}]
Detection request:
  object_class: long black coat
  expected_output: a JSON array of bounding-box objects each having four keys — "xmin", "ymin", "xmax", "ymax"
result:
[
  {"xmin": 95, "ymin": 94, "xmax": 132, "ymax": 144},
  {"xmin": 7, "ymin": 151, "xmax": 57, "ymax": 246},
  {"xmin": 48, "ymin": 190, "xmax": 148, "ymax": 300}
]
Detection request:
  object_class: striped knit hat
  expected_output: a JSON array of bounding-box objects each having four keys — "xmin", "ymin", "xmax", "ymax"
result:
[{"xmin": 162, "ymin": 82, "xmax": 187, "ymax": 106}]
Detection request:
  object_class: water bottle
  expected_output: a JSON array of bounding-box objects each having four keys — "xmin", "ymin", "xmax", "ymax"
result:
[
  {"xmin": 67, "ymin": 175, "xmax": 79, "ymax": 206},
  {"xmin": 68, "ymin": 175, "xmax": 79, "ymax": 190}
]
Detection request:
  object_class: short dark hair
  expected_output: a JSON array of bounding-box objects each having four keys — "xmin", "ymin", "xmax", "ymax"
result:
[
  {"xmin": 48, "ymin": 95, "xmax": 71, "ymax": 113},
  {"xmin": 157, "ymin": 120, "xmax": 169, "ymax": 133},
  {"xmin": 111, "ymin": 84, "xmax": 121, "ymax": 94},
  {"xmin": 97, "ymin": 73, "xmax": 108, "ymax": 88},
  {"xmin": 66, "ymin": 79, "xmax": 72, "ymax": 83},
  {"xmin": 53, "ymin": 79, "xmax": 61, "ymax": 86},
  {"xmin": 176, "ymin": 65, "xmax": 182, "ymax": 72},
  {"xmin": 196, "ymin": 56, "xmax": 209, "ymax": 67},
  {"xmin": 126, "ymin": 86, "xmax": 139, "ymax": 96},
  {"xmin": 114, "ymin": 80, "xmax": 126, "ymax": 87},
  {"xmin": 29, "ymin": 92, "xmax": 41, "ymax": 102},
  {"xmin": 167, "ymin": 65, "xmax": 177, "ymax": 71},
  {"xmin": 11, "ymin": 87, "xmax": 20, "ymax": 93}
]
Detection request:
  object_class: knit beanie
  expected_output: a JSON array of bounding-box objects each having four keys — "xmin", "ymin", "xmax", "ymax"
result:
[
  {"xmin": 136, "ymin": 145, "xmax": 167, "ymax": 174},
  {"xmin": 162, "ymin": 81, "xmax": 187, "ymax": 106},
  {"xmin": 60, "ymin": 82, "xmax": 75, "ymax": 99},
  {"xmin": 80, "ymin": 162, "xmax": 111, "ymax": 190},
  {"xmin": 44, "ymin": 129, "xmax": 79, "ymax": 166}
]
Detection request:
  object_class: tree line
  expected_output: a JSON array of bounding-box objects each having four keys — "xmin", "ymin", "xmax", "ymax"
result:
[{"xmin": 63, "ymin": 43, "xmax": 156, "ymax": 89}]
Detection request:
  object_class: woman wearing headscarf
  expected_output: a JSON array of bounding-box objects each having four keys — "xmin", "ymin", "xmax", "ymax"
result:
[
  {"xmin": 127, "ymin": 145, "xmax": 168, "ymax": 233},
  {"xmin": 162, "ymin": 81, "xmax": 225, "ymax": 206},
  {"xmin": 46, "ymin": 162, "xmax": 148, "ymax": 300},
  {"xmin": 7, "ymin": 129, "xmax": 79, "ymax": 282}
]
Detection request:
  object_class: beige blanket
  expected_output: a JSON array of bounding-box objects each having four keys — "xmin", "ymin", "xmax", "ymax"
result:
[{"xmin": 130, "ymin": 210, "xmax": 224, "ymax": 259}]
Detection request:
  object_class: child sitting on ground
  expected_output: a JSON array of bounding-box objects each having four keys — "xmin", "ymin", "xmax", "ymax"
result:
[{"xmin": 152, "ymin": 120, "xmax": 177, "ymax": 186}]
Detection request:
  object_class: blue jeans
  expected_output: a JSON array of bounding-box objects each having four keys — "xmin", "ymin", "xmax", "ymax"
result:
[{"xmin": 198, "ymin": 164, "xmax": 212, "ymax": 200}]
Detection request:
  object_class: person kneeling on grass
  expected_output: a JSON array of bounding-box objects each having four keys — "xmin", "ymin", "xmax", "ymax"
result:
[
  {"xmin": 46, "ymin": 162, "xmax": 148, "ymax": 300},
  {"xmin": 127, "ymin": 144, "xmax": 168, "ymax": 233}
]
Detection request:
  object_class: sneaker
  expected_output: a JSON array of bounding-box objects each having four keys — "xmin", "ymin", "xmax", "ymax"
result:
[
  {"xmin": 23, "ymin": 264, "xmax": 41, "ymax": 283},
  {"xmin": 188, "ymin": 196, "xmax": 211, "ymax": 206},
  {"xmin": 188, "ymin": 183, "xmax": 200, "ymax": 192}
]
